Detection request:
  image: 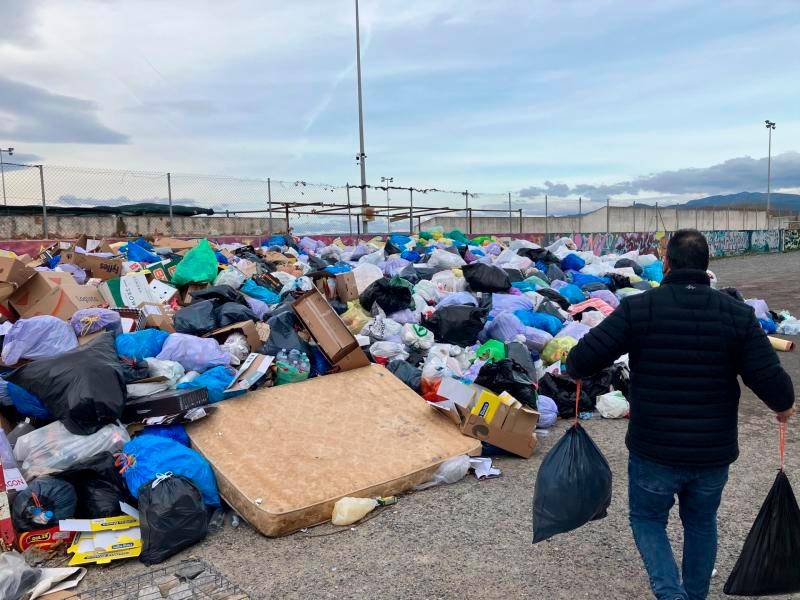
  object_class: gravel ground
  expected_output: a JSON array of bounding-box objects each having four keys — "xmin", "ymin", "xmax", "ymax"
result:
[{"xmin": 78, "ymin": 251, "xmax": 800, "ymax": 599}]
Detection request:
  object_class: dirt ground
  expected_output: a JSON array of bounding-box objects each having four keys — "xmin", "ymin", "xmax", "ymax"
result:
[{"xmin": 78, "ymin": 251, "xmax": 800, "ymax": 599}]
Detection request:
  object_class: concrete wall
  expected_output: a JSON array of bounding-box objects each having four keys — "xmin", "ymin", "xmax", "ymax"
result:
[
  {"xmin": 422, "ymin": 206, "xmax": 769, "ymax": 234},
  {"xmin": 0, "ymin": 214, "xmax": 287, "ymax": 240}
]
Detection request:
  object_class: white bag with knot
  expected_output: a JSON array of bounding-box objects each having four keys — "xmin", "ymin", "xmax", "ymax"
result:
[
  {"xmin": 414, "ymin": 455, "xmax": 471, "ymax": 490},
  {"xmin": 428, "ymin": 248, "xmax": 466, "ymax": 268},
  {"xmin": 401, "ymin": 323, "xmax": 435, "ymax": 350},
  {"xmin": 214, "ymin": 268, "xmax": 246, "ymax": 289},
  {"xmin": 596, "ymin": 391, "xmax": 629, "ymax": 419}
]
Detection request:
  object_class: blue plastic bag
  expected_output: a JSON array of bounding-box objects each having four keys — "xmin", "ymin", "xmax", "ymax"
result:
[
  {"xmin": 241, "ymin": 279, "xmax": 281, "ymax": 304},
  {"xmin": 177, "ymin": 365, "xmax": 240, "ymax": 403},
  {"xmin": 7, "ymin": 381, "xmax": 52, "ymax": 419},
  {"xmin": 215, "ymin": 251, "xmax": 229, "ymax": 265},
  {"xmin": 115, "ymin": 329, "xmax": 170, "ymax": 361},
  {"xmin": 324, "ymin": 263, "xmax": 352, "ymax": 274},
  {"xmin": 759, "ymin": 318, "xmax": 778, "ymax": 334},
  {"xmin": 121, "ymin": 435, "xmax": 220, "ymax": 506},
  {"xmin": 561, "ymin": 253, "xmax": 585, "ymax": 271},
  {"xmin": 400, "ymin": 250, "xmax": 421, "ymax": 262},
  {"xmin": 642, "ymin": 261, "xmax": 663, "ymax": 283},
  {"xmin": 264, "ymin": 235, "xmax": 286, "ymax": 247},
  {"xmin": 570, "ymin": 272, "xmax": 609, "ymax": 289},
  {"xmin": 557, "ymin": 283, "xmax": 587, "ymax": 305},
  {"xmin": 514, "ymin": 310, "xmax": 563, "ymax": 336},
  {"xmin": 512, "ymin": 281, "xmax": 537, "ymax": 293},
  {"xmin": 126, "ymin": 242, "xmax": 160, "ymax": 264},
  {"xmin": 140, "ymin": 424, "xmax": 190, "ymax": 447}
]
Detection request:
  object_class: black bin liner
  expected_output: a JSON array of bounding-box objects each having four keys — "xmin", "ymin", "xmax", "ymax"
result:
[
  {"xmin": 54, "ymin": 451, "xmax": 134, "ymax": 518},
  {"xmin": 462, "ymin": 263, "xmax": 511, "ymax": 293},
  {"xmin": 359, "ymin": 278, "xmax": 413, "ymax": 315},
  {"xmin": 423, "ymin": 305, "xmax": 487, "ymax": 347},
  {"xmin": 190, "ymin": 285, "xmax": 248, "ymax": 307},
  {"xmin": 216, "ymin": 302, "xmax": 257, "ymax": 326},
  {"xmin": 386, "ymin": 359, "xmax": 422, "ymax": 393},
  {"xmin": 474, "ymin": 359, "xmax": 537, "ymax": 408},
  {"xmin": 174, "ymin": 300, "xmax": 218, "ymax": 336},
  {"xmin": 538, "ymin": 373, "xmax": 594, "ymax": 418},
  {"xmin": 13, "ymin": 476, "xmax": 78, "ymax": 531},
  {"xmin": 532, "ymin": 423, "xmax": 612, "ymax": 543},
  {"xmin": 138, "ymin": 474, "xmax": 208, "ymax": 566},
  {"xmin": 7, "ymin": 332, "xmax": 126, "ymax": 435},
  {"xmin": 724, "ymin": 469, "xmax": 800, "ymax": 596}
]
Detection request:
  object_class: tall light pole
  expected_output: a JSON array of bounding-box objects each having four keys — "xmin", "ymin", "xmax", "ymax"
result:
[
  {"xmin": 765, "ymin": 120, "xmax": 776, "ymax": 227},
  {"xmin": 381, "ymin": 176, "xmax": 393, "ymax": 233},
  {"xmin": 354, "ymin": 0, "xmax": 369, "ymax": 233},
  {"xmin": 0, "ymin": 147, "xmax": 13, "ymax": 206}
]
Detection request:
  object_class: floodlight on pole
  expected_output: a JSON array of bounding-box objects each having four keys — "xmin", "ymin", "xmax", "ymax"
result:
[
  {"xmin": 0, "ymin": 146, "xmax": 14, "ymax": 206},
  {"xmin": 354, "ymin": 0, "xmax": 369, "ymax": 233},
  {"xmin": 381, "ymin": 176, "xmax": 393, "ymax": 233},
  {"xmin": 765, "ymin": 120, "xmax": 776, "ymax": 226}
]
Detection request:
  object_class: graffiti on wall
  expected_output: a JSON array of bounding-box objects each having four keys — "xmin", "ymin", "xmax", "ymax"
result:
[
  {"xmin": 784, "ymin": 229, "xmax": 800, "ymax": 252},
  {"xmin": 749, "ymin": 230, "xmax": 781, "ymax": 253},
  {"xmin": 703, "ymin": 230, "xmax": 781, "ymax": 257},
  {"xmin": 569, "ymin": 232, "xmax": 668, "ymax": 256}
]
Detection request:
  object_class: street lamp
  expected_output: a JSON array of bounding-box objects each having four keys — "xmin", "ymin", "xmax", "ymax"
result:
[
  {"xmin": 381, "ymin": 176, "xmax": 393, "ymax": 233},
  {"xmin": 765, "ymin": 120, "xmax": 776, "ymax": 227},
  {"xmin": 354, "ymin": 0, "xmax": 368, "ymax": 233},
  {"xmin": 0, "ymin": 147, "xmax": 14, "ymax": 206}
]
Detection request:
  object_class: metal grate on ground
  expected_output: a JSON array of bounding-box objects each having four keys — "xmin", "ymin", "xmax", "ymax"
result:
[{"xmin": 69, "ymin": 559, "xmax": 250, "ymax": 599}]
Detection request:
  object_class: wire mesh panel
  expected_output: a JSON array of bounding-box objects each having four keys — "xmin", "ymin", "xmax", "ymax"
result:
[{"xmin": 71, "ymin": 559, "xmax": 249, "ymax": 599}]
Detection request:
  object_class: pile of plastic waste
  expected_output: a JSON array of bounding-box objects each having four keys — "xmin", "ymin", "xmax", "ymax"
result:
[{"xmin": 0, "ymin": 226, "xmax": 794, "ymax": 593}]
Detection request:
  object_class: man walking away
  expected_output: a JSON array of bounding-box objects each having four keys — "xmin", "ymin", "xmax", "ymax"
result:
[{"xmin": 566, "ymin": 229, "xmax": 795, "ymax": 600}]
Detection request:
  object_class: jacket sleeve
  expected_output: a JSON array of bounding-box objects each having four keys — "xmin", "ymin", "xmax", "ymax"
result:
[
  {"xmin": 566, "ymin": 298, "xmax": 631, "ymax": 379},
  {"xmin": 737, "ymin": 310, "xmax": 795, "ymax": 412}
]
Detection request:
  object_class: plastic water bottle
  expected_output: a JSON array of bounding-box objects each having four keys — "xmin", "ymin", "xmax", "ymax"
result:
[{"xmin": 277, "ymin": 349, "xmax": 288, "ymax": 364}]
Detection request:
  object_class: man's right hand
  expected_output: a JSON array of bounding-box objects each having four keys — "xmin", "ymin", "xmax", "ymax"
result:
[{"xmin": 776, "ymin": 406, "xmax": 796, "ymax": 423}]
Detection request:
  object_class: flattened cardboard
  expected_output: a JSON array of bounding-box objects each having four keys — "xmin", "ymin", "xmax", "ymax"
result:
[
  {"xmin": 0, "ymin": 257, "xmax": 36, "ymax": 301},
  {"xmin": 187, "ymin": 364, "xmax": 481, "ymax": 537},
  {"xmin": 335, "ymin": 271, "xmax": 359, "ymax": 302},
  {"xmin": 148, "ymin": 258, "xmax": 181, "ymax": 282},
  {"xmin": 154, "ymin": 237, "xmax": 200, "ymax": 251},
  {"xmin": 225, "ymin": 353, "xmax": 273, "ymax": 393},
  {"xmin": 67, "ymin": 528, "xmax": 141, "ymax": 565},
  {"xmin": 203, "ymin": 320, "xmax": 261, "ymax": 352},
  {"xmin": 99, "ymin": 274, "xmax": 158, "ymax": 308},
  {"xmin": 148, "ymin": 279, "xmax": 178, "ymax": 303}
]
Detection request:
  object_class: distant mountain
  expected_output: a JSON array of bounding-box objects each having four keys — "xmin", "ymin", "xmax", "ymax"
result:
[{"xmin": 683, "ymin": 192, "xmax": 800, "ymax": 210}]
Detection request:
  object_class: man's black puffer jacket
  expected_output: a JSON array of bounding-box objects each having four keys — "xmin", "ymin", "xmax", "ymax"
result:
[{"xmin": 566, "ymin": 269, "xmax": 794, "ymax": 467}]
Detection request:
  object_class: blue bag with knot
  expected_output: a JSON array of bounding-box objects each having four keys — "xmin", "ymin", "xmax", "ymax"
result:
[{"xmin": 115, "ymin": 329, "xmax": 170, "ymax": 361}]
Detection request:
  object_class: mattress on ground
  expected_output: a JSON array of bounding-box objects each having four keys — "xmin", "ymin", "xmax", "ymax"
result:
[{"xmin": 187, "ymin": 364, "xmax": 481, "ymax": 536}]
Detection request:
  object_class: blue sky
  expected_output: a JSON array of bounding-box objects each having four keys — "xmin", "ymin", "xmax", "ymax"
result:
[{"xmin": 1, "ymin": 0, "xmax": 799, "ymax": 210}]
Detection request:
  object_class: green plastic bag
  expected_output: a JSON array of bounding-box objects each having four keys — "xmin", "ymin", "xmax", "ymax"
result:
[
  {"xmin": 171, "ymin": 239, "xmax": 219, "ymax": 287},
  {"xmin": 470, "ymin": 235, "xmax": 494, "ymax": 245},
  {"xmin": 476, "ymin": 340, "xmax": 506, "ymax": 363},
  {"xmin": 447, "ymin": 229, "xmax": 469, "ymax": 244},
  {"xmin": 419, "ymin": 231, "xmax": 433, "ymax": 241},
  {"xmin": 542, "ymin": 336, "xmax": 578, "ymax": 365}
]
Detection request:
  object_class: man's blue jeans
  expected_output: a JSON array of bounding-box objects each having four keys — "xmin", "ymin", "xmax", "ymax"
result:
[{"xmin": 628, "ymin": 454, "xmax": 729, "ymax": 600}]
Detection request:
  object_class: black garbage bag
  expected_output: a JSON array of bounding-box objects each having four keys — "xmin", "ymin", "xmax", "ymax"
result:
[
  {"xmin": 537, "ymin": 288, "xmax": 570, "ymax": 311},
  {"xmin": 719, "ymin": 287, "xmax": 744, "ymax": 302},
  {"xmin": 614, "ymin": 258, "xmax": 643, "ymax": 276},
  {"xmin": 506, "ymin": 342, "xmax": 538, "ymax": 380},
  {"xmin": 581, "ymin": 367, "xmax": 614, "ymax": 402},
  {"xmin": 190, "ymin": 285, "xmax": 247, "ymax": 307},
  {"xmin": 610, "ymin": 363, "xmax": 630, "ymax": 397},
  {"xmin": 607, "ymin": 273, "xmax": 631, "ymax": 292},
  {"xmin": 329, "ymin": 299, "xmax": 348, "ymax": 315},
  {"xmin": 386, "ymin": 359, "xmax": 422, "ymax": 393},
  {"xmin": 537, "ymin": 300, "xmax": 567, "ymax": 323},
  {"xmin": 138, "ymin": 474, "xmax": 208, "ymax": 566},
  {"xmin": 359, "ymin": 278, "xmax": 413, "ymax": 314},
  {"xmin": 120, "ymin": 359, "xmax": 150, "ymax": 383},
  {"xmin": 384, "ymin": 239, "xmax": 402, "ymax": 256},
  {"xmin": 474, "ymin": 359, "xmax": 537, "ymax": 407},
  {"xmin": 7, "ymin": 332, "xmax": 126, "ymax": 435},
  {"xmin": 528, "ymin": 269, "xmax": 550, "ymax": 284},
  {"xmin": 538, "ymin": 373, "xmax": 593, "ymax": 418},
  {"xmin": 55, "ymin": 452, "xmax": 134, "ymax": 518},
  {"xmin": 532, "ymin": 423, "xmax": 612, "ymax": 543},
  {"xmin": 307, "ymin": 255, "xmax": 330, "ymax": 270},
  {"xmin": 581, "ymin": 282, "xmax": 608, "ymax": 293},
  {"xmin": 423, "ymin": 305, "xmax": 487, "ymax": 347},
  {"xmin": 517, "ymin": 247, "xmax": 560, "ymax": 265},
  {"xmin": 724, "ymin": 469, "xmax": 800, "ymax": 596},
  {"xmin": 216, "ymin": 302, "xmax": 257, "ymax": 326},
  {"xmin": 503, "ymin": 268, "xmax": 524, "ymax": 283},
  {"xmin": 546, "ymin": 263, "xmax": 567, "ymax": 282},
  {"xmin": 262, "ymin": 312, "xmax": 312, "ymax": 357},
  {"xmin": 174, "ymin": 300, "xmax": 218, "ymax": 336},
  {"xmin": 13, "ymin": 476, "xmax": 78, "ymax": 531},
  {"xmin": 398, "ymin": 263, "xmax": 420, "ymax": 285},
  {"xmin": 462, "ymin": 263, "xmax": 512, "ymax": 293}
]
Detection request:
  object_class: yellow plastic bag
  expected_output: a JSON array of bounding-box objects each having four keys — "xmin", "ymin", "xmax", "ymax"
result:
[
  {"xmin": 542, "ymin": 336, "xmax": 578, "ymax": 365},
  {"xmin": 341, "ymin": 301, "xmax": 372, "ymax": 334}
]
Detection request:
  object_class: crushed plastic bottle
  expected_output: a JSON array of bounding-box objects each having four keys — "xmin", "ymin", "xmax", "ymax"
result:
[{"xmin": 208, "ymin": 507, "xmax": 225, "ymax": 533}]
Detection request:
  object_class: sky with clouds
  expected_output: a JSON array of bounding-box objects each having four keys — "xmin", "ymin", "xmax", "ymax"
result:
[{"xmin": 1, "ymin": 0, "xmax": 799, "ymax": 211}]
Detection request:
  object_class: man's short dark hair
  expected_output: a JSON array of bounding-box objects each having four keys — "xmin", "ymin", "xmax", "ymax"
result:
[{"xmin": 666, "ymin": 229, "xmax": 709, "ymax": 270}]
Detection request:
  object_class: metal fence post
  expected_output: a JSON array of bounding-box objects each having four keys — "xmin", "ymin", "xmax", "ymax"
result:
[
  {"xmin": 38, "ymin": 165, "xmax": 49, "ymax": 239},
  {"xmin": 285, "ymin": 204, "xmax": 290, "ymax": 235},
  {"xmin": 726, "ymin": 205, "xmax": 730, "ymax": 230},
  {"xmin": 267, "ymin": 177, "xmax": 273, "ymax": 237},
  {"xmin": 409, "ymin": 188, "xmax": 414, "ymax": 235},
  {"xmin": 464, "ymin": 190, "xmax": 470, "ymax": 235},
  {"xmin": 508, "ymin": 192, "xmax": 512, "ymax": 240},
  {"xmin": 518, "ymin": 209, "xmax": 523, "ymax": 234},
  {"xmin": 633, "ymin": 201, "xmax": 636, "ymax": 231},
  {"xmin": 166, "ymin": 172, "xmax": 174, "ymax": 235},
  {"xmin": 606, "ymin": 198, "xmax": 610, "ymax": 233},
  {"xmin": 578, "ymin": 196, "xmax": 582, "ymax": 234},
  {"xmin": 346, "ymin": 183, "xmax": 353, "ymax": 241}
]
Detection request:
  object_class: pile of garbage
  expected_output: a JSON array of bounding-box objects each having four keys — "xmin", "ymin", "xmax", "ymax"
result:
[{"xmin": 0, "ymin": 228, "xmax": 795, "ymax": 591}]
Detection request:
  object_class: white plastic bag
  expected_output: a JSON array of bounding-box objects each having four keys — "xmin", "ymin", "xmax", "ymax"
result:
[
  {"xmin": 144, "ymin": 358, "xmax": 185, "ymax": 388},
  {"xmin": 414, "ymin": 455, "xmax": 471, "ymax": 490},
  {"xmin": 0, "ymin": 551, "xmax": 40, "ymax": 600},
  {"xmin": 360, "ymin": 316, "xmax": 404, "ymax": 341},
  {"xmin": 431, "ymin": 270, "xmax": 467, "ymax": 293},
  {"xmin": 581, "ymin": 310, "xmax": 606, "ymax": 328},
  {"xmin": 214, "ymin": 268, "xmax": 246, "ymax": 289},
  {"xmin": 401, "ymin": 323, "xmax": 435, "ymax": 350},
  {"xmin": 428, "ymin": 248, "xmax": 466, "ymax": 268},
  {"xmin": 597, "ymin": 391, "xmax": 630, "ymax": 419},
  {"xmin": 1, "ymin": 316, "xmax": 78, "ymax": 365},
  {"xmin": 14, "ymin": 421, "xmax": 130, "ymax": 479},
  {"xmin": 331, "ymin": 497, "xmax": 378, "ymax": 526},
  {"xmin": 369, "ymin": 341, "xmax": 409, "ymax": 362},
  {"xmin": 777, "ymin": 318, "xmax": 800, "ymax": 335},
  {"xmin": 221, "ymin": 332, "xmax": 250, "ymax": 363},
  {"xmin": 413, "ymin": 280, "xmax": 441, "ymax": 304}
]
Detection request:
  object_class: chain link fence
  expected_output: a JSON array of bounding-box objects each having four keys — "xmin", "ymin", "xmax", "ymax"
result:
[{"xmin": 0, "ymin": 162, "xmax": 789, "ymax": 240}]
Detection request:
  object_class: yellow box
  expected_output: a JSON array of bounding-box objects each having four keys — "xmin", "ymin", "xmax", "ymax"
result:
[
  {"xmin": 67, "ymin": 528, "xmax": 142, "ymax": 566},
  {"xmin": 470, "ymin": 390, "xmax": 504, "ymax": 424}
]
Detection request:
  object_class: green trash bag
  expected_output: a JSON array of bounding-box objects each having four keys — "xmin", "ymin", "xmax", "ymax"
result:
[
  {"xmin": 419, "ymin": 231, "xmax": 433, "ymax": 241},
  {"xmin": 476, "ymin": 340, "xmax": 506, "ymax": 363},
  {"xmin": 447, "ymin": 229, "xmax": 469, "ymax": 244},
  {"xmin": 470, "ymin": 235, "xmax": 494, "ymax": 245},
  {"xmin": 171, "ymin": 239, "xmax": 219, "ymax": 287}
]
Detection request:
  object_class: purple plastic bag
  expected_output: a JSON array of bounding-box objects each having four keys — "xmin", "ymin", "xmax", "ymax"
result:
[
  {"xmin": 590, "ymin": 289, "xmax": 619, "ymax": 309},
  {"xmin": 490, "ymin": 293, "xmax": 534, "ymax": 318},
  {"xmin": 435, "ymin": 291, "xmax": 478, "ymax": 310},
  {"xmin": 156, "ymin": 334, "xmax": 231, "ymax": 373},
  {"xmin": 70, "ymin": 308, "xmax": 123, "ymax": 337},
  {"xmin": 381, "ymin": 258, "xmax": 411, "ymax": 277},
  {"xmin": 556, "ymin": 321, "xmax": 591, "ymax": 341},
  {"xmin": 57, "ymin": 263, "xmax": 88, "ymax": 285},
  {"xmin": 1, "ymin": 316, "xmax": 78, "ymax": 365}
]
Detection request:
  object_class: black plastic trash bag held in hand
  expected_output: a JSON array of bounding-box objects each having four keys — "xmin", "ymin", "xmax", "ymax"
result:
[
  {"xmin": 138, "ymin": 473, "xmax": 208, "ymax": 566},
  {"xmin": 532, "ymin": 382, "xmax": 612, "ymax": 543},
  {"xmin": 724, "ymin": 423, "xmax": 800, "ymax": 596}
]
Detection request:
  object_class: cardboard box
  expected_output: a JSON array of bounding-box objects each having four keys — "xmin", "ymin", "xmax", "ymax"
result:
[
  {"xmin": 10, "ymin": 272, "xmax": 104, "ymax": 320},
  {"xmin": 111, "ymin": 307, "xmax": 148, "ymax": 332},
  {"xmin": 16, "ymin": 527, "xmax": 76, "ymax": 552},
  {"xmin": 148, "ymin": 279, "xmax": 178, "ymax": 304},
  {"xmin": 138, "ymin": 302, "xmax": 176, "ymax": 333},
  {"xmin": 292, "ymin": 288, "xmax": 370, "ymax": 370},
  {"xmin": 148, "ymin": 258, "xmax": 181, "ymax": 283},
  {"xmin": 153, "ymin": 237, "xmax": 200, "ymax": 251},
  {"xmin": 181, "ymin": 283, "xmax": 209, "ymax": 306},
  {"xmin": 0, "ymin": 257, "xmax": 36, "ymax": 301},
  {"xmin": 225, "ymin": 353, "xmax": 273, "ymax": 394},
  {"xmin": 67, "ymin": 528, "xmax": 141, "ymax": 565},
  {"xmin": 335, "ymin": 271, "xmax": 360, "ymax": 302},
  {"xmin": 99, "ymin": 274, "xmax": 160, "ymax": 308},
  {"xmin": 60, "ymin": 250, "xmax": 123, "ymax": 281},
  {"xmin": 203, "ymin": 320, "xmax": 262, "ymax": 352},
  {"xmin": 431, "ymin": 381, "xmax": 539, "ymax": 458},
  {"xmin": 313, "ymin": 275, "xmax": 338, "ymax": 301},
  {"xmin": 122, "ymin": 387, "xmax": 209, "ymax": 424},
  {"xmin": 73, "ymin": 234, "xmax": 115, "ymax": 254}
]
